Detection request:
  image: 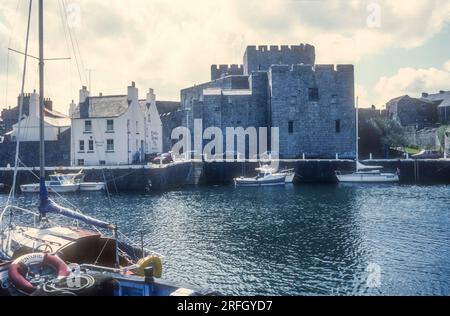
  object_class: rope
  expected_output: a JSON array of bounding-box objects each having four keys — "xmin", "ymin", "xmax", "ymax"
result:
[{"xmin": 2, "ymin": 0, "xmax": 33, "ymax": 228}]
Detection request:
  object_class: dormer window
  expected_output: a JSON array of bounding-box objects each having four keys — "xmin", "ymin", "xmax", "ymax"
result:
[{"xmin": 84, "ymin": 120, "xmax": 92, "ymax": 133}]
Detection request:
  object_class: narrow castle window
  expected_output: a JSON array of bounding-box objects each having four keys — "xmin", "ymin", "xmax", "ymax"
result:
[
  {"xmin": 335, "ymin": 120, "xmax": 341, "ymax": 133},
  {"xmin": 308, "ymin": 88, "xmax": 319, "ymax": 102},
  {"xmin": 288, "ymin": 121, "xmax": 294, "ymax": 134}
]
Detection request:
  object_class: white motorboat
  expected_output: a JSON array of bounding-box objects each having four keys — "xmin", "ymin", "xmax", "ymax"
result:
[
  {"xmin": 335, "ymin": 97, "xmax": 399, "ymax": 184},
  {"xmin": 56, "ymin": 170, "xmax": 105, "ymax": 192},
  {"xmin": 20, "ymin": 174, "xmax": 80, "ymax": 193},
  {"xmin": 256, "ymin": 165, "xmax": 295, "ymax": 183},
  {"xmin": 79, "ymin": 182, "xmax": 105, "ymax": 192},
  {"xmin": 279, "ymin": 168, "xmax": 296, "ymax": 183},
  {"xmin": 234, "ymin": 166, "xmax": 286, "ymax": 187}
]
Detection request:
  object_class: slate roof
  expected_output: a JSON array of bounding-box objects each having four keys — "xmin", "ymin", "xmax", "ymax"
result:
[
  {"xmin": 156, "ymin": 101, "xmax": 181, "ymax": 115},
  {"xmin": 421, "ymin": 91, "xmax": 450, "ymax": 108},
  {"xmin": 72, "ymin": 95, "xmax": 129, "ymax": 119}
]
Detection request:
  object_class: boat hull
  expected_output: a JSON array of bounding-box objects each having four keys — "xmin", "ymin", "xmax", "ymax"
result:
[
  {"xmin": 336, "ymin": 173, "xmax": 399, "ymax": 183},
  {"xmin": 20, "ymin": 183, "xmax": 80, "ymax": 193},
  {"xmin": 235, "ymin": 175, "xmax": 286, "ymax": 187},
  {"xmin": 79, "ymin": 183, "xmax": 105, "ymax": 192}
]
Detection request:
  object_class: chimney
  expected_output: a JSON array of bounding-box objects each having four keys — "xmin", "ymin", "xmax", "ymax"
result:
[
  {"xmin": 79, "ymin": 86, "xmax": 89, "ymax": 104},
  {"xmin": 29, "ymin": 91, "xmax": 40, "ymax": 118},
  {"xmin": 127, "ymin": 81, "xmax": 139, "ymax": 106},
  {"xmin": 69, "ymin": 99, "xmax": 76, "ymax": 117},
  {"xmin": 99, "ymin": 92, "xmax": 103, "ymax": 97},
  {"xmin": 439, "ymin": 90, "xmax": 445, "ymax": 94},
  {"xmin": 422, "ymin": 92, "xmax": 429, "ymax": 98},
  {"xmin": 146, "ymin": 88, "xmax": 156, "ymax": 107}
]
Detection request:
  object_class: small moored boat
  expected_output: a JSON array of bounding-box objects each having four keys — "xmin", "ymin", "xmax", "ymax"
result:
[
  {"xmin": 21, "ymin": 175, "xmax": 80, "ymax": 193},
  {"xmin": 234, "ymin": 166, "xmax": 286, "ymax": 187}
]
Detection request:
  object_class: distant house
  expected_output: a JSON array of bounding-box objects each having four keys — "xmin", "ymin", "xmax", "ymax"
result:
[
  {"xmin": 1, "ymin": 93, "xmax": 55, "ymax": 135},
  {"xmin": 156, "ymin": 101, "xmax": 182, "ymax": 153},
  {"xmin": 5, "ymin": 92, "xmax": 70, "ymax": 142},
  {"xmin": 421, "ymin": 91, "xmax": 450, "ymax": 124},
  {"xmin": 70, "ymin": 83, "xmax": 163, "ymax": 166},
  {"xmin": 386, "ymin": 95, "xmax": 439, "ymax": 128}
]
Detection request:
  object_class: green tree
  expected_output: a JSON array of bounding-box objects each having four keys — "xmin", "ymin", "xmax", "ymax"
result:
[{"xmin": 369, "ymin": 117, "xmax": 408, "ymax": 149}]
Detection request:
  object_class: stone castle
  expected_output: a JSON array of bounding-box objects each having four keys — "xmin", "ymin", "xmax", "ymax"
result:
[{"xmin": 181, "ymin": 44, "xmax": 356, "ymax": 159}]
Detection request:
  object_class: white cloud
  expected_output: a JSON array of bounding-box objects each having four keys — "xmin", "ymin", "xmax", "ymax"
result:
[
  {"xmin": 0, "ymin": 0, "xmax": 449, "ymax": 113},
  {"xmin": 356, "ymin": 84, "xmax": 371, "ymax": 108},
  {"xmin": 445, "ymin": 60, "xmax": 450, "ymax": 72},
  {"xmin": 375, "ymin": 62, "xmax": 450, "ymax": 106}
]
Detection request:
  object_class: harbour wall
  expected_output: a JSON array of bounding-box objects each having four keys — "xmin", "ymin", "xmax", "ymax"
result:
[{"xmin": 1, "ymin": 160, "xmax": 449, "ymax": 193}]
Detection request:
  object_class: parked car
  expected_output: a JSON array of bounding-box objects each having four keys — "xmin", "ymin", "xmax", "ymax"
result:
[
  {"xmin": 253, "ymin": 151, "xmax": 280, "ymax": 160},
  {"xmin": 152, "ymin": 152, "xmax": 174, "ymax": 165},
  {"xmin": 146, "ymin": 152, "xmax": 161, "ymax": 162},
  {"xmin": 411, "ymin": 150, "xmax": 443, "ymax": 160}
]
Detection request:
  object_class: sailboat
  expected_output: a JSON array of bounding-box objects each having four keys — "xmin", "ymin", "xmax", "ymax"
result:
[
  {"xmin": 335, "ymin": 98, "xmax": 400, "ymax": 183},
  {"xmin": 0, "ymin": 0, "xmax": 210, "ymax": 296}
]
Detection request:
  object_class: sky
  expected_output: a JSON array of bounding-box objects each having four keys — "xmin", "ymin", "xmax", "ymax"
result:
[{"xmin": 0, "ymin": 0, "xmax": 449, "ymax": 114}]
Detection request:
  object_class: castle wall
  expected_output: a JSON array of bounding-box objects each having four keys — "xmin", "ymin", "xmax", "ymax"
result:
[
  {"xmin": 269, "ymin": 64, "xmax": 355, "ymax": 158},
  {"xmin": 244, "ymin": 44, "xmax": 315, "ymax": 75},
  {"xmin": 211, "ymin": 64, "xmax": 244, "ymax": 81}
]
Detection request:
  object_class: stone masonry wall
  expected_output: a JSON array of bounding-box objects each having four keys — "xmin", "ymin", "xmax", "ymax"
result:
[
  {"xmin": 269, "ymin": 64, "xmax": 355, "ymax": 158},
  {"xmin": 211, "ymin": 64, "xmax": 244, "ymax": 81},
  {"xmin": 244, "ymin": 45, "xmax": 315, "ymax": 75}
]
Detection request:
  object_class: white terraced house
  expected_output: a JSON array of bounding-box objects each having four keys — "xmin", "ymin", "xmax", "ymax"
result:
[
  {"xmin": 70, "ymin": 82, "xmax": 163, "ymax": 166},
  {"xmin": 6, "ymin": 92, "xmax": 70, "ymax": 142}
]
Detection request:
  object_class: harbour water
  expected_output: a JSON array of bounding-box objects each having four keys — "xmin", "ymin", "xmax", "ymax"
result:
[{"xmin": 1, "ymin": 184, "xmax": 449, "ymax": 296}]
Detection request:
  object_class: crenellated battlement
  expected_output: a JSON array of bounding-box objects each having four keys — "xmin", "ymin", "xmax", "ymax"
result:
[
  {"xmin": 270, "ymin": 64, "xmax": 354, "ymax": 75},
  {"xmin": 244, "ymin": 43, "xmax": 316, "ymax": 75},
  {"xmin": 211, "ymin": 64, "xmax": 244, "ymax": 80},
  {"xmin": 246, "ymin": 44, "xmax": 315, "ymax": 54}
]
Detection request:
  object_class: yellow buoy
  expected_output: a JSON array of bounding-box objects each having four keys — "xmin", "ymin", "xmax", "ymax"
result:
[{"xmin": 136, "ymin": 256, "xmax": 163, "ymax": 278}]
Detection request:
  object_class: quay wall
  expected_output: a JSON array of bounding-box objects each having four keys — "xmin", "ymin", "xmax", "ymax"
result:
[
  {"xmin": 202, "ymin": 159, "xmax": 450, "ymax": 185},
  {"xmin": 1, "ymin": 160, "xmax": 449, "ymax": 193}
]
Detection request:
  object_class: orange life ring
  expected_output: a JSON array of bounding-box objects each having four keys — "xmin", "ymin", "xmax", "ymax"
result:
[{"xmin": 9, "ymin": 253, "xmax": 71, "ymax": 295}]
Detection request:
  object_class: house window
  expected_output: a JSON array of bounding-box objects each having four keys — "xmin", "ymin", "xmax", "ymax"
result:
[
  {"xmin": 99, "ymin": 160, "xmax": 106, "ymax": 166},
  {"xmin": 84, "ymin": 120, "xmax": 92, "ymax": 133},
  {"xmin": 77, "ymin": 159, "xmax": 85, "ymax": 166},
  {"xmin": 308, "ymin": 88, "xmax": 319, "ymax": 102},
  {"xmin": 335, "ymin": 120, "xmax": 341, "ymax": 133},
  {"xmin": 79, "ymin": 140, "xmax": 85, "ymax": 152},
  {"xmin": 106, "ymin": 139, "xmax": 114, "ymax": 152},
  {"xmin": 106, "ymin": 120, "xmax": 114, "ymax": 132},
  {"xmin": 136, "ymin": 121, "xmax": 139, "ymax": 134},
  {"xmin": 288, "ymin": 121, "xmax": 294, "ymax": 134},
  {"xmin": 88, "ymin": 140, "xmax": 94, "ymax": 152}
]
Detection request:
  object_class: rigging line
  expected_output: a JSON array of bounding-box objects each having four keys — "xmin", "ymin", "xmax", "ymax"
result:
[
  {"xmin": 62, "ymin": 0, "xmax": 88, "ymax": 86},
  {"xmin": 9, "ymin": 0, "xmax": 34, "ymax": 202},
  {"xmin": 16, "ymin": 160, "xmax": 102, "ymax": 233},
  {"xmin": 59, "ymin": 0, "xmax": 84, "ymax": 87},
  {"xmin": 56, "ymin": 0, "xmax": 73, "ymax": 99},
  {"xmin": 4, "ymin": 0, "xmax": 22, "ymax": 107},
  {"xmin": 62, "ymin": 0, "xmax": 88, "ymax": 87}
]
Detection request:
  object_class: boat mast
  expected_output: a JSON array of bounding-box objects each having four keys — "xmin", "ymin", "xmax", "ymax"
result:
[
  {"xmin": 355, "ymin": 96, "xmax": 359, "ymax": 171},
  {"xmin": 38, "ymin": 0, "xmax": 48, "ymax": 208}
]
